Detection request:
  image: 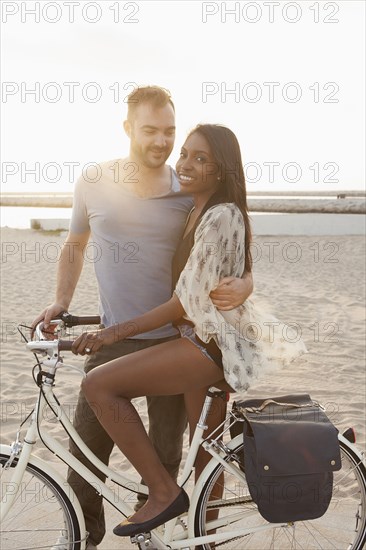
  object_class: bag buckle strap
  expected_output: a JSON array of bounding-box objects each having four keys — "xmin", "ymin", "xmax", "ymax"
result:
[{"xmin": 242, "ymin": 399, "xmax": 325, "ymax": 414}]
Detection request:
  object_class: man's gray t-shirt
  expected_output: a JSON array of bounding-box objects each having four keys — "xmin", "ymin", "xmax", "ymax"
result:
[{"xmin": 70, "ymin": 159, "xmax": 193, "ymax": 338}]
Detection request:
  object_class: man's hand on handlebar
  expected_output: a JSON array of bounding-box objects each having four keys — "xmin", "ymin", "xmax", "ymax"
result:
[{"xmin": 31, "ymin": 303, "xmax": 68, "ymax": 339}]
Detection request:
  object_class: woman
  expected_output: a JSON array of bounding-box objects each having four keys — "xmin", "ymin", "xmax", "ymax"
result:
[{"xmin": 72, "ymin": 124, "xmax": 306, "ymax": 536}]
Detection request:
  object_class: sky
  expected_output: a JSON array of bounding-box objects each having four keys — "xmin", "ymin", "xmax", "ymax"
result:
[{"xmin": 1, "ymin": 0, "xmax": 365, "ymax": 193}]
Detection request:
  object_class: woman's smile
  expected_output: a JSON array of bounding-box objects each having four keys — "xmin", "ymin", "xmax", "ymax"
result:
[
  {"xmin": 177, "ymin": 173, "xmax": 195, "ymax": 184},
  {"xmin": 176, "ymin": 132, "xmax": 220, "ymax": 197}
]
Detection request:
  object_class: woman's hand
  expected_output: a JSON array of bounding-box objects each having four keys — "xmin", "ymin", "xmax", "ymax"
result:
[
  {"xmin": 71, "ymin": 326, "xmax": 118, "ymax": 355},
  {"xmin": 71, "ymin": 295, "xmax": 185, "ymax": 356}
]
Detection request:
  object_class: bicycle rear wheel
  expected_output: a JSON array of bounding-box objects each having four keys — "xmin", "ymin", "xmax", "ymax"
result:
[
  {"xmin": 0, "ymin": 452, "xmax": 82, "ymax": 550},
  {"xmin": 194, "ymin": 438, "xmax": 366, "ymax": 549}
]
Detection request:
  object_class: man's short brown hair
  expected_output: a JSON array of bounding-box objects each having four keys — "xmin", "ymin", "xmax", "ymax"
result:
[{"xmin": 127, "ymin": 85, "xmax": 175, "ymax": 121}]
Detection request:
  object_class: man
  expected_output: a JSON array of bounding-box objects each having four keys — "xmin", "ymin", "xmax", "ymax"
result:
[{"xmin": 33, "ymin": 86, "xmax": 253, "ymax": 548}]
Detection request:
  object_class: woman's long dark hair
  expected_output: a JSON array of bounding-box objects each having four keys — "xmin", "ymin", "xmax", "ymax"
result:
[{"xmin": 188, "ymin": 124, "xmax": 252, "ymax": 272}]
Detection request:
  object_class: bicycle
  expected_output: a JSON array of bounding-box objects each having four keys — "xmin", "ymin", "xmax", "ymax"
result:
[{"xmin": 1, "ymin": 313, "xmax": 366, "ymax": 549}]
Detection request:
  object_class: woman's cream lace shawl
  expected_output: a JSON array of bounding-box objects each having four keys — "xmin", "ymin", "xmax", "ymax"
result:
[{"xmin": 175, "ymin": 203, "xmax": 307, "ymax": 394}]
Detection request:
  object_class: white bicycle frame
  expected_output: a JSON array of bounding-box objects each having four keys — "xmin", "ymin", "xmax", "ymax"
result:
[
  {"xmin": 1, "ymin": 335, "xmax": 282, "ymax": 549},
  {"xmin": 2, "ymin": 328, "xmax": 363, "ymax": 549}
]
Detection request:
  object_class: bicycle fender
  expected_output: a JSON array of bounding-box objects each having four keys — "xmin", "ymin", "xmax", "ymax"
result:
[{"xmin": 337, "ymin": 434, "xmax": 366, "ymax": 464}]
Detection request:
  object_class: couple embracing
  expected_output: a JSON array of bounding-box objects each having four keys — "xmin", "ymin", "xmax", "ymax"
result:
[{"xmin": 34, "ymin": 85, "xmax": 305, "ymax": 546}]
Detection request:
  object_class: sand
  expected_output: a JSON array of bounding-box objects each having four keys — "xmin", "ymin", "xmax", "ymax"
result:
[{"xmin": 1, "ymin": 226, "xmax": 365, "ymax": 549}]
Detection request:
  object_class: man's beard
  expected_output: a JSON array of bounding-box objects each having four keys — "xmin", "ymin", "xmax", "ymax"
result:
[{"xmin": 131, "ymin": 141, "xmax": 171, "ymax": 169}]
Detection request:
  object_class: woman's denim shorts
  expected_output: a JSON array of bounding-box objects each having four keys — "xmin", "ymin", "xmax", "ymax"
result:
[{"xmin": 178, "ymin": 324, "xmax": 223, "ymax": 369}]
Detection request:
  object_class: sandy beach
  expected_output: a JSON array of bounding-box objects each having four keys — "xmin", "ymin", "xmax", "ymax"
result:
[{"xmin": 1, "ymin": 226, "xmax": 365, "ymax": 549}]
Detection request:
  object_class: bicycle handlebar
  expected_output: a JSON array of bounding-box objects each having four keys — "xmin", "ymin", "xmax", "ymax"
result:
[
  {"xmin": 26, "ymin": 339, "xmax": 74, "ymax": 353},
  {"xmin": 28, "ymin": 313, "xmax": 100, "ymax": 354},
  {"xmin": 59, "ymin": 312, "xmax": 101, "ymax": 327},
  {"xmin": 58, "ymin": 339, "xmax": 74, "ymax": 351}
]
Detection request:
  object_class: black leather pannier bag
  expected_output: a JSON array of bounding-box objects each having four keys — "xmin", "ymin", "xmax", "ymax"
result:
[{"xmin": 233, "ymin": 394, "xmax": 342, "ymax": 523}]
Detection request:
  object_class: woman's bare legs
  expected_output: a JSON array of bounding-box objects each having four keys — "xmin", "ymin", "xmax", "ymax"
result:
[{"xmin": 81, "ymin": 338, "xmax": 225, "ymax": 524}]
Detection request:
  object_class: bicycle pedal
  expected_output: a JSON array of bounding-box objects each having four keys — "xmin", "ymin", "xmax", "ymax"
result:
[{"xmin": 130, "ymin": 532, "xmax": 152, "ymax": 547}]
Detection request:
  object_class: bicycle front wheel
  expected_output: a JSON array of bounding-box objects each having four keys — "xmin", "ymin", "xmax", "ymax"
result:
[
  {"xmin": 0, "ymin": 452, "xmax": 82, "ymax": 550},
  {"xmin": 194, "ymin": 437, "xmax": 366, "ymax": 549}
]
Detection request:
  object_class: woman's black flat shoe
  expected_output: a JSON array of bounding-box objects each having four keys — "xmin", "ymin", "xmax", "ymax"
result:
[{"xmin": 113, "ymin": 489, "xmax": 189, "ymax": 537}]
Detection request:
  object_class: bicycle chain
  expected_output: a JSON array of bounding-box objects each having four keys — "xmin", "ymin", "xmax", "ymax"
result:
[
  {"xmin": 204, "ymin": 497, "xmax": 254, "ymax": 547},
  {"xmin": 213, "ymin": 534, "xmax": 249, "ymax": 548}
]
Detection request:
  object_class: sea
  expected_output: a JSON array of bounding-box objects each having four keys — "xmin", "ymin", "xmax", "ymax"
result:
[
  {"xmin": 1, "ymin": 207, "xmax": 73, "ymax": 229},
  {"xmin": 1, "ymin": 195, "xmax": 360, "ymax": 230}
]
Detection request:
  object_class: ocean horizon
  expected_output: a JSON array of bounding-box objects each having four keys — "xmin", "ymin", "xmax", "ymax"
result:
[
  {"xmin": 1, "ymin": 206, "xmax": 73, "ymax": 229},
  {"xmin": 1, "ymin": 205, "xmax": 365, "ymax": 236},
  {"xmin": 0, "ymin": 206, "xmax": 279, "ymax": 230}
]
